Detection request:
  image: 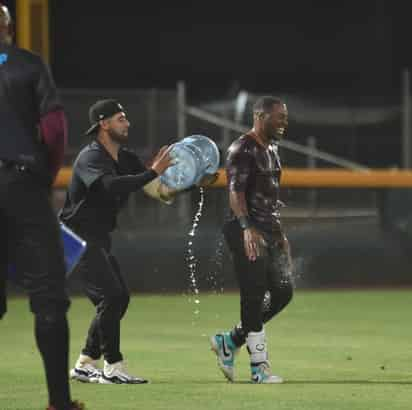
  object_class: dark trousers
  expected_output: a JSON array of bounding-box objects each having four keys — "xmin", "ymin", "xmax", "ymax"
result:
[
  {"xmin": 0, "ymin": 167, "xmax": 72, "ymax": 409},
  {"xmin": 223, "ymin": 220, "xmax": 293, "ymax": 346},
  {"xmin": 73, "ymin": 234, "xmax": 130, "ymax": 364}
]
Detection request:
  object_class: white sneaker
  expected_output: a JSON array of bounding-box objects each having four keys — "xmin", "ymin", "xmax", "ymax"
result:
[
  {"xmin": 70, "ymin": 354, "xmax": 102, "ymax": 383},
  {"xmin": 100, "ymin": 360, "xmax": 148, "ymax": 384},
  {"xmin": 251, "ymin": 361, "xmax": 283, "ymax": 384}
]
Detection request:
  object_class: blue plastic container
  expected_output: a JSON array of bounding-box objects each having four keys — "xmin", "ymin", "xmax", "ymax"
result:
[{"xmin": 160, "ymin": 134, "xmax": 220, "ymax": 190}]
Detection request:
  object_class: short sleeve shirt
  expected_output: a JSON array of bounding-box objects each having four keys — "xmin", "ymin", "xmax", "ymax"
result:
[
  {"xmin": 226, "ymin": 134, "xmax": 283, "ymax": 236},
  {"xmin": 60, "ymin": 140, "xmax": 146, "ymax": 237}
]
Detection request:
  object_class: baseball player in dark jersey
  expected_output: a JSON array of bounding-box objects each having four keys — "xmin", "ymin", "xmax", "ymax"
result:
[
  {"xmin": 60, "ymin": 99, "xmax": 176, "ymax": 384},
  {"xmin": 210, "ymin": 96, "xmax": 293, "ymax": 384},
  {"xmin": 0, "ymin": 4, "xmax": 84, "ymax": 410}
]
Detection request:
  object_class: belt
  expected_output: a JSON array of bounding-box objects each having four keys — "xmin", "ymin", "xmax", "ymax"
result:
[{"xmin": 0, "ymin": 159, "xmax": 28, "ymax": 172}]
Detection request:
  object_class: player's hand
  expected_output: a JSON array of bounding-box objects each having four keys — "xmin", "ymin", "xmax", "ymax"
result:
[
  {"xmin": 150, "ymin": 145, "xmax": 173, "ymax": 175},
  {"xmin": 243, "ymin": 227, "xmax": 266, "ymax": 262},
  {"xmin": 196, "ymin": 172, "xmax": 219, "ymax": 187}
]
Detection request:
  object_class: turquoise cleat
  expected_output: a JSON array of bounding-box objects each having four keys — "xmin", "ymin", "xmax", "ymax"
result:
[{"xmin": 210, "ymin": 332, "xmax": 239, "ymax": 382}]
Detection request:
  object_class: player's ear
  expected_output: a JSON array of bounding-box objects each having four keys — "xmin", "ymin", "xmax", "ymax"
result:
[{"xmin": 100, "ymin": 118, "xmax": 109, "ymax": 130}]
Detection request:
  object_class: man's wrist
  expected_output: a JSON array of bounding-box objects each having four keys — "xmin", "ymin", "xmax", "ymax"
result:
[{"xmin": 238, "ymin": 215, "xmax": 251, "ymax": 230}]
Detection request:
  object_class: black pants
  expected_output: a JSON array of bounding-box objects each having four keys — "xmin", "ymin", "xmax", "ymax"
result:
[
  {"xmin": 0, "ymin": 167, "xmax": 72, "ymax": 409},
  {"xmin": 223, "ymin": 220, "xmax": 293, "ymax": 346},
  {"xmin": 73, "ymin": 234, "xmax": 130, "ymax": 364}
]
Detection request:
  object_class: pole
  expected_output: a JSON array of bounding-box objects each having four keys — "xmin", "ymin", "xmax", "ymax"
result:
[
  {"xmin": 307, "ymin": 136, "xmax": 318, "ymax": 211},
  {"xmin": 177, "ymin": 81, "xmax": 186, "ymax": 140},
  {"xmin": 402, "ymin": 68, "xmax": 411, "ymax": 168},
  {"xmin": 16, "ymin": 0, "xmax": 31, "ymax": 51}
]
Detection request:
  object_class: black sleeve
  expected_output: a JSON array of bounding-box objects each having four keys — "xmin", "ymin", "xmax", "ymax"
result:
[
  {"xmin": 35, "ymin": 56, "xmax": 61, "ymax": 116},
  {"xmin": 75, "ymin": 149, "xmax": 114, "ymax": 188},
  {"xmin": 118, "ymin": 148, "xmax": 147, "ymax": 174},
  {"xmin": 101, "ymin": 170, "xmax": 158, "ymax": 194}
]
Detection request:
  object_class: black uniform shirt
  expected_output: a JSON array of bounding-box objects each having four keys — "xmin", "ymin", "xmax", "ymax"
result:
[
  {"xmin": 0, "ymin": 43, "xmax": 61, "ymax": 176},
  {"xmin": 226, "ymin": 133, "xmax": 283, "ymax": 236},
  {"xmin": 60, "ymin": 140, "xmax": 152, "ymax": 237}
]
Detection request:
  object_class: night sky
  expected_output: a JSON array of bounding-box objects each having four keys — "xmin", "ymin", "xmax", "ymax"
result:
[
  {"xmin": 44, "ymin": 1, "xmax": 410, "ymax": 101},
  {"xmin": 2, "ymin": 1, "xmax": 410, "ymax": 101}
]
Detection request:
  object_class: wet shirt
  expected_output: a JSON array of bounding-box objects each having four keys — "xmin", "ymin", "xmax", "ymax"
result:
[
  {"xmin": 226, "ymin": 133, "xmax": 283, "ymax": 235},
  {"xmin": 60, "ymin": 140, "xmax": 148, "ymax": 237},
  {"xmin": 0, "ymin": 43, "xmax": 61, "ymax": 177}
]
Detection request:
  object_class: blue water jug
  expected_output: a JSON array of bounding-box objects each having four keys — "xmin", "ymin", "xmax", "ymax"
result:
[{"xmin": 160, "ymin": 135, "xmax": 220, "ymax": 190}]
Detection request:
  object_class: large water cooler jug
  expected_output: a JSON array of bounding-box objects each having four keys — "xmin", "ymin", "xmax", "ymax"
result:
[{"xmin": 160, "ymin": 134, "xmax": 220, "ymax": 190}]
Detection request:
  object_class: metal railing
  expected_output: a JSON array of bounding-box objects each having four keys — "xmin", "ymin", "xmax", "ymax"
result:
[{"xmin": 176, "ymin": 82, "xmax": 369, "ymax": 171}]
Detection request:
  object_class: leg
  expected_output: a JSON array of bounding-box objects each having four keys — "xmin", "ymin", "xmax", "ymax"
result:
[
  {"xmin": 0, "ymin": 211, "xmax": 7, "ymax": 320},
  {"xmin": 0, "ymin": 275, "xmax": 6, "ymax": 320},
  {"xmin": 77, "ymin": 241, "xmax": 130, "ymax": 365},
  {"xmin": 231, "ymin": 239, "xmax": 294, "ymax": 346},
  {"xmin": 72, "ymin": 240, "xmax": 144, "ymax": 385},
  {"xmin": 7, "ymin": 175, "xmax": 74, "ymax": 409},
  {"xmin": 223, "ymin": 222, "xmax": 287, "ymax": 383},
  {"xmin": 222, "ymin": 221, "xmax": 268, "ymax": 347},
  {"xmin": 210, "ymin": 221, "xmax": 268, "ymax": 382},
  {"xmin": 246, "ymin": 241, "xmax": 292, "ymax": 384},
  {"xmin": 262, "ymin": 243, "xmax": 293, "ymax": 324}
]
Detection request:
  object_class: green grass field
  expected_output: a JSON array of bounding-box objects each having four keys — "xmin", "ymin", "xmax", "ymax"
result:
[{"xmin": 1, "ymin": 290, "xmax": 412, "ymax": 410}]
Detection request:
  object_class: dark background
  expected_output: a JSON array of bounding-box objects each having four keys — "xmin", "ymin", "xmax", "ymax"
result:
[
  {"xmin": 50, "ymin": 2, "xmax": 411, "ymax": 100},
  {"xmin": 5, "ymin": 1, "xmax": 410, "ymax": 101}
]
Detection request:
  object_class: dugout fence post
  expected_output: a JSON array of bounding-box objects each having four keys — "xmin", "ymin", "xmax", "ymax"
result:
[
  {"xmin": 402, "ymin": 69, "xmax": 411, "ymax": 169},
  {"xmin": 177, "ymin": 81, "xmax": 186, "ymax": 139},
  {"xmin": 307, "ymin": 136, "xmax": 318, "ymax": 212}
]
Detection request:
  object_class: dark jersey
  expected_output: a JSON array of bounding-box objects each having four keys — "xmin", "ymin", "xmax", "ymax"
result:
[
  {"xmin": 226, "ymin": 133, "xmax": 283, "ymax": 236},
  {"xmin": 0, "ymin": 43, "xmax": 61, "ymax": 177},
  {"xmin": 60, "ymin": 140, "xmax": 149, "ymax": 237}
]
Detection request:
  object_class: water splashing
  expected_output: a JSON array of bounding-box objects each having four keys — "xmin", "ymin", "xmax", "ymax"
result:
[
  {"xmin": 186, "ymin": 187, "xmax": 205, "ymax": 323},
  {"xmin": 206, "ymin": 232, "xmax": 226, "ymax": 294}
]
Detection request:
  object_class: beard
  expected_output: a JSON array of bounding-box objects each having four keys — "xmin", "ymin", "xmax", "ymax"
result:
[
  {"xmin": 267, "ymin": 125, "xmax": 286, "ymax": 141},
  {"xmin": 108, "ymin": 128, "xmax": 128, "ymax": 144}
]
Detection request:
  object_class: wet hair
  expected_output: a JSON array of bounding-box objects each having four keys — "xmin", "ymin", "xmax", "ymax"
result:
[{"xmin": 253, "ymin": 96, "xmax": 282, "ymax": 116}]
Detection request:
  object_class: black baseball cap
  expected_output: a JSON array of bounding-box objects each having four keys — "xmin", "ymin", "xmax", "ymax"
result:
[{"xmin": 85, "ymin": 99, "xmax": 125, "ymax": 136}]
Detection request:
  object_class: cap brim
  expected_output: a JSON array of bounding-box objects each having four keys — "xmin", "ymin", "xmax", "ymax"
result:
[{"xmin": 84, "ymin": 123, "xmax": 99, "ymax": 136}]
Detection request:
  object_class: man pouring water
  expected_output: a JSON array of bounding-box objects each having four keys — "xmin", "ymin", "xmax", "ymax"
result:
[{"xmin": 61, "ymin": 99, "xmax": 218, "ymax": 385}]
